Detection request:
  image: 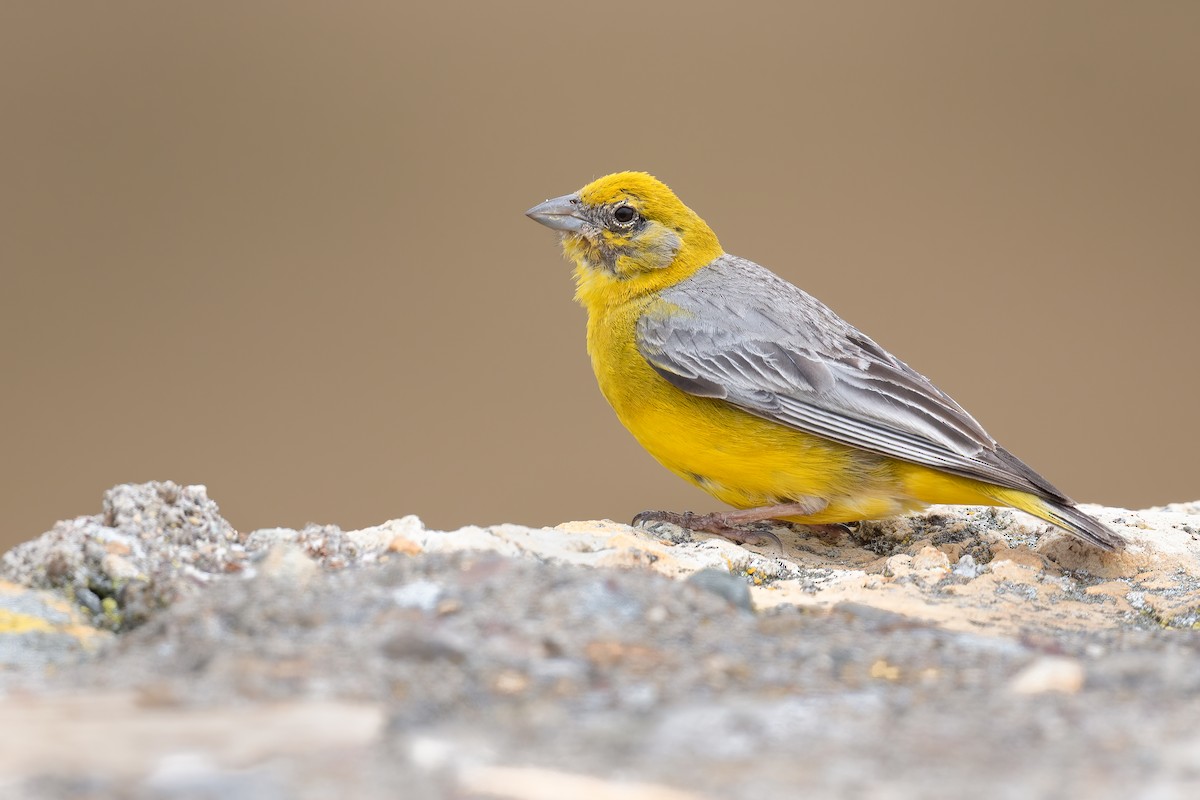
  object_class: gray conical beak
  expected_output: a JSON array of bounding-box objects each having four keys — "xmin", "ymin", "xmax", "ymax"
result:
[{"xmin": 525, "ymin": 193, "xmax": 587, "ymax": 233}]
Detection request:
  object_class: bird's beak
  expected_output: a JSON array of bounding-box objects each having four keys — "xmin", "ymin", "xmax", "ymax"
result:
[{"xmin": 525, "ymin": 193, "xmax": 586, "ymax": 233}]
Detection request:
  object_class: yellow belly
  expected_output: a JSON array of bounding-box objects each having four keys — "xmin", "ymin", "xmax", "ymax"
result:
[{"xmin": 586, "ymin": 300, "xmax": 1008, "ymax": 524}]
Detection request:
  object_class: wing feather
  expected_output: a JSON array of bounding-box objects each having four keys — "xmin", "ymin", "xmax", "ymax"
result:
[{"xmin": 637, "ymin": 255, "xmax": 1068, "ymax": 501}]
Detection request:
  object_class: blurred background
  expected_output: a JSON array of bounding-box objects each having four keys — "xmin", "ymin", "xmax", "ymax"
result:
[{"xmin": 2, "ymin": 1, "xmax": 1197, "ymax": 552}]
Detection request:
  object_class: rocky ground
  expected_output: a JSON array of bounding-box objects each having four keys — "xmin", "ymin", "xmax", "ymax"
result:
[{"xmin": 2, "ymin": 482, "xmax": 1199, "ymax": 799}]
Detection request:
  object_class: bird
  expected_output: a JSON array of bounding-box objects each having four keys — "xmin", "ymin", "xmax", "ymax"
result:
[{"xmin": 525, "ymin": 171, "xmax": 1124, "ymax": 551}]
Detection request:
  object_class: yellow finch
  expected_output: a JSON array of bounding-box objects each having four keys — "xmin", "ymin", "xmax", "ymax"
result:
[{"xmin": 526, "ymin": 172, "xmax": 1123, "ymax": 551}]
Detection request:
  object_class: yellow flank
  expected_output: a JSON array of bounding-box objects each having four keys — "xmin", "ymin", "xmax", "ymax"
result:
[
  {"xmin": 588, "ymin": 303, "xmax": 910, "ymax": 523},
  {"xmin": 586, "ymin": 292, "xmax": 1011, "ymax": 524},
  {"xmin": 527, "ymin": 171, "xmax": 1116, "ymax": 546}
]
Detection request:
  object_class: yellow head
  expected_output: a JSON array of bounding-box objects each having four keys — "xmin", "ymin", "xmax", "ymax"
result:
[{"xmin": 526, "ymin": 172, "xmax": 724, "ymax": 302}]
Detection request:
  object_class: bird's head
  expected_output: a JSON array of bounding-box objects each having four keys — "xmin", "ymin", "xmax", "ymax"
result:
[{"xmin": 526, "ymin": 172, "xmax": 723, "ymax": 293}]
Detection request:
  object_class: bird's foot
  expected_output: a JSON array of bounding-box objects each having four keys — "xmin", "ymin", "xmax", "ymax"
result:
[
  {"xmin": 633, "ymin": 510, "xmax": 783, "ymax": 548},
  {"xmin": 633, "ymin": 499, "xmax": 830, "ymax": 550}
]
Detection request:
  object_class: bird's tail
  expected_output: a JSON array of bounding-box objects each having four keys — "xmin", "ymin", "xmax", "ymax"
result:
[
  {"xmin": 1040, "ymin": 500, "xmax": 1126, "ymax": 551},
  {"xmin": 989, "ymin": 489, "xmax": 1126, "ymax": 551}
]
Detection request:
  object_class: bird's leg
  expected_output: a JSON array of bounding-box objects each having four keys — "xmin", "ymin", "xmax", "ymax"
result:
[{"xmin": 633, "ymin": 498, "xmax": 828, "ymax": 548}]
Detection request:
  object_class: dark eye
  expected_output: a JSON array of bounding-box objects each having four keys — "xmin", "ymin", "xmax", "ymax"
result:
[{"xmin": 613, "ymin": 205, "xmax": 637, "ymax": 225}]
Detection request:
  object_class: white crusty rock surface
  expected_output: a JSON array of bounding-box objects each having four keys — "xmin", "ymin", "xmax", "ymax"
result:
[
  {"xmin": 5, "ymin": 482, "xmax": 1197, "ymax": 636},
  {"xmin": 2, "ymin": 483, "xmax": 1200, "ymax": 799}
]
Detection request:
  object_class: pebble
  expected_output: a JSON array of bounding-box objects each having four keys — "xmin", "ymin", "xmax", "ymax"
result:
[
  {"xmin": 1009, "ymin": 657, "xmax": 1086, "ymax": 695},
  {"xmin": 685, "ymin": 569, "xmax": 753, "ymax": 611},
  {"xmin": 953, "ymin": 554, "xmax": 981, "ymax": 579}
]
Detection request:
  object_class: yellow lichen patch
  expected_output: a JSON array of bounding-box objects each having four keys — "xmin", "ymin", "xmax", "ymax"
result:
[
  {"xmin": 0, "ymin": 606, "xmax": 108, "ymax": 651},
  {"xmin": 0, "ymin": 609, "xmax": 57, "ymax": 635},
  {"xmin": 0, "ymin": 581, "xmax": 112, "ymax": 650}
]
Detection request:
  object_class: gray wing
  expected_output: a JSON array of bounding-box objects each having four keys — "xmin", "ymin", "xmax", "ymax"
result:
[{"xmin": 636, "ymin": 255, "xmax": 1068, "ymax": 501}]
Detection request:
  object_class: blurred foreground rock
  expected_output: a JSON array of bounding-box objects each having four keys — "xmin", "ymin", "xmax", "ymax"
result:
[{"xmin": 2, "ymin": 483, "xmax": 1199, "ymax": 799}]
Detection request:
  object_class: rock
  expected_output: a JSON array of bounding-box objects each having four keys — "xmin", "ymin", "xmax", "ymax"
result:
[
  {"xmin": 684, "ymin": 569, "xmax": 754, "ymax": 611},
  {"xmin": 258, "ymin": 543, "xmax": 319, "ymax": 587},
  {"xmin": 911, "ymin": 545, "xmax": 951, "ymax": 572},
  {"xmin": 952, "ymin": 554, "xmax": 982, "ymax": 579},
  {"xmin": 1037, "ymin": 505, "xmax": 1200, "ymax": 579},
  {"xmin": 3, "ymin": 484, "xmax": 1200, "ymax": 798},
  {"xmin": 1009, "ymin": 657, "xmax": 1086, "ymax": 695},
  {"xmin": 0, "ymin": 580, "xmax": 111, "ymax": 674},
  {"xmin": 0, "ymin": 693, "xmax": 383, "ymax": 778},
  {"xmin": 4, "ymin": 483, "xmax": 1200, "ymax": 640},
  {"xmin": 457, "ymin": 766, "xmax": 706, "ymax": 800},
  {"xmin": 1, "ymin": 482, "xmax": 243, "ymax": 631}
]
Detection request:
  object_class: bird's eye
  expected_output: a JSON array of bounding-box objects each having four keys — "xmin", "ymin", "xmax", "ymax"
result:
[{"xmin": 613, "ymin": 205, "xmax": 637, "ymax": 225}]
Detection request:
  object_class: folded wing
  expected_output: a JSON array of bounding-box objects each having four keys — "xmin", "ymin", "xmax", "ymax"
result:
[{"xmin": 636, "ymin": 255, "xmax": 1069, "ymax": 502}]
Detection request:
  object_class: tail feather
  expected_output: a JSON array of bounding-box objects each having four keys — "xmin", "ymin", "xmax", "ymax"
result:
[
  {"xmin": 979, "ymin": 485, "xmax": 1125, "ymax": 551},
  {"xmin": 1039, "ymin": 501, "xmax": 1126, "ymax": 551}
]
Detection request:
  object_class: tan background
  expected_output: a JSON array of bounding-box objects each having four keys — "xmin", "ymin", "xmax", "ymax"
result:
[{"xmin": 2, "ymin": 2, "xmax": 1197, "ymax": 552}]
